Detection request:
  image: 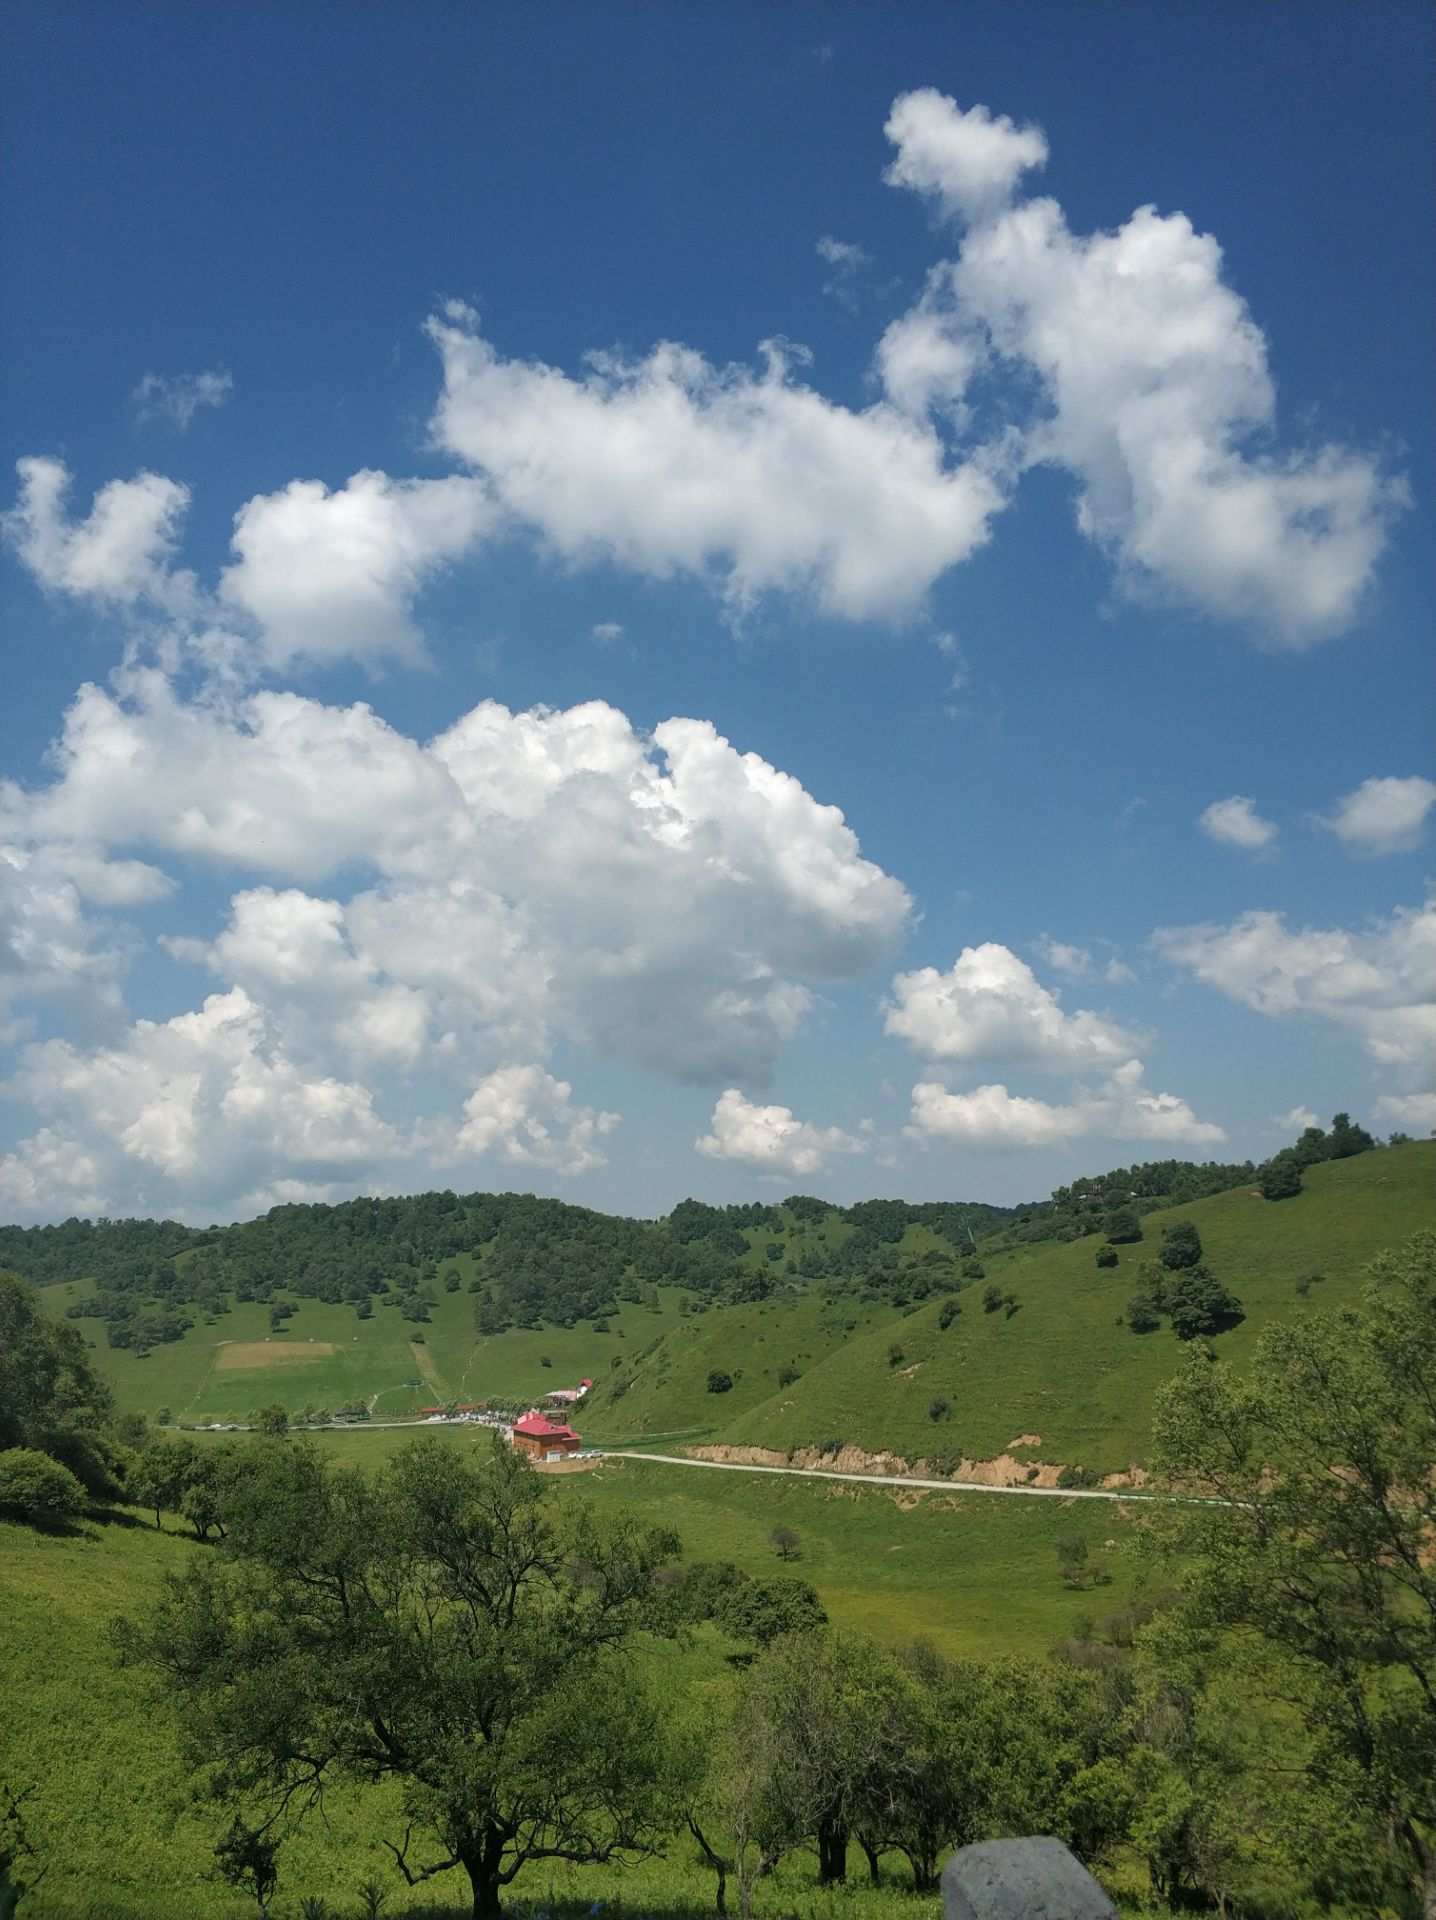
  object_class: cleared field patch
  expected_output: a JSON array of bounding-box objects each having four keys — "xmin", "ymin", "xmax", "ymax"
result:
[{"xmin": 214, "ymin": 1338, "xmax": 337, "ymax": 1371}]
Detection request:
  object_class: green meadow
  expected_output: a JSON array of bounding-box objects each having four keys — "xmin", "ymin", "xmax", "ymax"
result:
[
  {"xmin": 592, "ymin": 1143, "xmax": 1436, "ymax": 1467},
  {"xmin": 37, "ymin": 1145, "xmax": 1434, "ymax": 1477},
  {"xmin": 36, "ymin": 1273, "xmax": 695, "ymax": 1427},
  {"xmin": 0, "ymin": 1451, "xmax": 1150, "ymax": 1920}
]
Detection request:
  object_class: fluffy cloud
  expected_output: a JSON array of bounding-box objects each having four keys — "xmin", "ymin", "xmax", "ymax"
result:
[
  {"xmin": 885, "ymin": 943, "xmax": 1142, "ymax": 1070},
  {"xmin": 455, "ymin": 1065, "xmax": 619, "ymax": 1174},
  {"xmin": 425, "ymin": 303, "xmax": 1008, "ymax": 622},
  {"xmin": 0, "ymin": 987, "xmax": 401, "ymax": 1220},
  {"xmin": 907, "ymin": 1058, "xmax": 1224, "ymax": 1150},
  {"xmin": 1318, "ymin": 776, "xmax": 1436, "ymax": 857},
  {"xmin": 132, "ymin": 369, "xmax": 233, "ymax": 432},
  {"xmin": 696, "ymin": 1087, "xmax": 865, "ymax": 1177},
  {"xmin": 1274, "ymin": 1104, "xmax": 1319, "ymax": 1133},
  {"xmin": 220, "ymin": 469, "xmax": 495, "ymax": 671},
  {"xmin": 2, "ymin": 456, "xmax": 194, "ymax": 611},
  {"xmin": 1199, "ymin": 795, "xmax": 1279, "ymax": 852},
  {"xmin": 1374, "ymin": 1092, "xmax": 1436, "ymax": 1134},
  {"xmin": 883, "ymin": 95, "xmax": 1402, "ymax": 641},
  {"xmin": 8, "ymin": 676, "xmax": 910, "ymax": 1100},
  {"xmin": 1155, "ymin": 897, "xmax": 1436, "ymax": 1084},
  {"xmin": 883, "ymin": 91, "xmax": 1048, "ymax": 223}
]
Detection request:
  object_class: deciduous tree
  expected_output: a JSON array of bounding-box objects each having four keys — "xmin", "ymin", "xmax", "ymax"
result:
[
  {"xmin": 116, "ymin": 1437, "xmax": 687, "ymax": 1920},
  {"xmin": 1151, "ymin": 1234, "xmax": 1436, "ymax": 1917}
]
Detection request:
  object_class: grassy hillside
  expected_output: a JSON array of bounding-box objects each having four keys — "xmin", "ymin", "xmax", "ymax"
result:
[
  {"xmin": 593, "ymin": 1143, "xmax": 1436, "ymax": 1469},
  {"xmin": 28, "ymin": 1144, "xmax": 1434, "ymax": 1462},
  {"xmin": 37, "ymin": 1275, "xmax": 694, "ymax": 1425},
  {"xmin": 0, "ymin": 1452, "xmax": 1148, "ymax": 1918}
]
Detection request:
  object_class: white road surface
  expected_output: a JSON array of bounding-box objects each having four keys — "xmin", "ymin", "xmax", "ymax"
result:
[{"xmin": 604, "ymin": 1450, "xmax": 1154, "ymax": 1502}]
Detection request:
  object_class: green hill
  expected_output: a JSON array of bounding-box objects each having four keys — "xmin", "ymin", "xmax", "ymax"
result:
[
  {"xmin": 13, "ymin": 1143, "xmax": 1431, "ymax": 1462},
  {"xmin": 591, "ymin": 1143, "xmax": 1436, "ymax": 1471}
]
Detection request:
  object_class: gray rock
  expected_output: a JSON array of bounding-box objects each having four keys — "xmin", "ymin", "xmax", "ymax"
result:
[{"xmin": 943, "ymin": 1837, "xmax": 1117, "ymax": 1920}]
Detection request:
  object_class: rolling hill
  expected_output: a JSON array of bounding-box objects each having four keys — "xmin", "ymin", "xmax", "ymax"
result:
[
  {"xmin": 14, "ymin": 1142, "xmax": 1432, "ymax": 1467},
  {"xmin": 589, "ymin": 1142, "xmax": 1436, "ymax": 1469}
]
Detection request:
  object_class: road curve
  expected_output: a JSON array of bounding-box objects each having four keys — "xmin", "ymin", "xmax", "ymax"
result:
[{"xmin": 603, "ymin": 1450, "xmax": 1154, "ymax": 1503}]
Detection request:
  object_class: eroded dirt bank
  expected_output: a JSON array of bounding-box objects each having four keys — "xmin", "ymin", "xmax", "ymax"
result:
[{"xmin": 684, "ymin": 1440, "xmax": 1147, "ymax": 1490}]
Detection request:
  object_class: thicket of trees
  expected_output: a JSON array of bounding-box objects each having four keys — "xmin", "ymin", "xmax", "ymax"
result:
[{"xmin": 994, "ymin": 1109, "xmax": 1388, "ymax": 1251}]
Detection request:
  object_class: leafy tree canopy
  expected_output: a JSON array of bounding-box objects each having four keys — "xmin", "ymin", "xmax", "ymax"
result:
[{"xmin": 115, "ymin": 1437, "xmax": 686, "ymax": 1920}]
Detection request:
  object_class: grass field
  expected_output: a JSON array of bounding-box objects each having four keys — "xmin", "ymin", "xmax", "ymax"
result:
[
  {"xmin": 0, "ymin": 1446, "xmax": 1153, "ymax": 1920},
  {"xmin": 37, "ymin": 1278, "xmax": 696, "ymax": 1427},
  {"xmin": 36, "ymin": 1146, "xmax": 1434, "ymax": 1478},
  {"xmin": 593, "ymin": 1143, "xmax": 1436, "ymax": 1469}
]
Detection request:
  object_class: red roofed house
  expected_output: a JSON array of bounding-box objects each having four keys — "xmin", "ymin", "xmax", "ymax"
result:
[{"xmin": 511, "ymin": 1409, "xmax": 582, "ymax": 1460}]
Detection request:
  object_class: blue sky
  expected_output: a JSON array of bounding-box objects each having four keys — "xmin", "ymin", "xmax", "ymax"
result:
[{"xmin": 1, "ymin": 1, "xmax": 1431, "ymax": 1223}]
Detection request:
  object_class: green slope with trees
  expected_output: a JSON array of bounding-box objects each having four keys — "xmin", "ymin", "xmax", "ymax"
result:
[{"xmin": 592, "ymin": 1141, "xmax": 1436, "ymax": 1469}]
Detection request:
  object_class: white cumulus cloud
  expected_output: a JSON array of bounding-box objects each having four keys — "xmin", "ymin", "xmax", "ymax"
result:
[
  {"xmin": 885, "ymin": 943, "xmax": 1143, "ymax": 1070},
  {"xmin": 220, "ymin": 469, "xmax": 495, "ymax": 672},
  {"xmin": 696, "ymin": 1087, "xmax": 865, "ymax": 1177},
  {"xmin": 1199, "ymin": 795, "xmax": 1279, "ymax": 852},
  {"xmin": 907, "ymin": 1057, "xmax": 1224, "ymax": 1151},
  {"xmin": 8, "ymin": 675, "xmax": 910, "ymax": 1099},
  {"xmin": 425, "ymin": 302, "xmax": 1008, "ymax": 623},
  {"xmin": 882, "ymin": 93, "xmax": 1403, "ymax": 642},
  {"xmin": 1318, "ymin": 776, "xmax": 1436, "ymax": 857},
  {"xmin": 883, "ymin": 91, "xmax": 1048, "ymax": 224},
  {"xmin": 2, "ymin": 456, "xmax": 195, "ymax": 611},
  {"xmin": 455, "ymin": 1065, "xmax": 619, "ymax": 1174},
  {"xmin": 1155, "ymin": 897, "xmax": 1436, "ymax": 1094}
]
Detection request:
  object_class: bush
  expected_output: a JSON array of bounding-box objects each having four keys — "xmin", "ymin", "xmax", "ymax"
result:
[
  {"xmin": 886, "ymin": 1343, "xmax": 905, "ymax": 1368},
  {"xmin": 0, "ymin": 1447, "xmax": 87, "ymax": 1522},
  {"xmin": 705, "ymin": 1370, "xmax": 733, "ymax": 1394},
  {"xmin": 1095, "ymin": 1246, "xmax": 1119, "ymax": 1269},
  {"xmin": 960, "ymin": 1258, "xmax": 986, "ymax": 1281},
  {"xmin": 1158, "ymin": 1221, "xmax": 1203, "ymax": 1271},
  {"xmin": 1126, "ymin": 1300, "xmax": 1161, "ymax": 1334},
  {"xmin": 981, "ymin": 1284, "xmax": 1003, "ymax": 1313},
  {"xmin": 1104, "ymin": 1207, "xmax": 1143, "ymax": 1244},
  {"xmin": 776, "ymin": 1363, "xmax": 801, "ymax": 1388},
  {"xmin": 938, "ymin": 1297, "xmax": 961, "ymax": 1329},
  {"xmin": 1056, "ymin": 1463, "xmax": 1102, "ymax": 1490},
  {"xmin": 1261, "ymin": 1151, "xmax": 1304, "ymax": 1200},
  {"xmin": 928, "ymin": 1395, "xmax": 951, "ymax": 1422},
  {"xmin": 1163, "ymin": 1265, "xmax": 1244, "ymax": 1340}
]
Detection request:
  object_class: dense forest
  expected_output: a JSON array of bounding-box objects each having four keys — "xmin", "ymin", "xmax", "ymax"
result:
[{"xmin": 0, "ymin": 1115, "xmax": 1385, "ymax": 1359}]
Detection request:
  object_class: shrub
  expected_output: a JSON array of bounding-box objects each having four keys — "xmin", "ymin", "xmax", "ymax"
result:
[
  {"xmin": 886, "ymin": 1343, "xmax": 905, "ymax": 1368},
  {"xmin": 938, "ymin": 1297, "xmax": 961, "ymax": 1329},
  {"xmin": 1158, "ymin": 1221, "xmax": 1203, "ymax": 1271},
  {"xmin": 928, "ymin": 1395, "xmax": 951, "ymax": 1422},
  {"xmin": 981, "ymin": 1284, "xmax": 1003, "ymax": 1313},
  {"xmin": 1104, "ymin": 1207, "xmax": 1143, "ymax": 1245},
  {"xmin": 0, "ymin": 1447, "xmax": 87, "ymax": 1523},
  {"xmin": 776, "ymin": 1363, "xmax": 801, "ymax": 1388},
  {"xmin": 705, "ymin": 1370, "xmax": 733, "ymax": 1394},
  {"xmin": 1056, "ymin": 1463, "xmax": 1102, "ymax": 1490},
  {"xmin": 1095, "ymin": 1246, "xmax": 1119, "ymax": 1269},
  {"xmin": 1163, "ymin": 1265, "xmax": 1244, "ymax": 1340},
  {"xmin": 1261, "ymin": 1151, "xmax": 1304, "ymax": 1200},
  {"xmin": 960, "ymin": 1257, "xmax": 986, "ymax": 1281},
  {"xmin": 1126, "ymin": 1300, "xmax": 1161, "ymax": 1334}
]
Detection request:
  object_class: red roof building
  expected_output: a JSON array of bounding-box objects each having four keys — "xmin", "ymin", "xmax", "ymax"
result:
[{"xmin": 511, "ymin": 1409, "xmax": 582, "ymax": 1458}]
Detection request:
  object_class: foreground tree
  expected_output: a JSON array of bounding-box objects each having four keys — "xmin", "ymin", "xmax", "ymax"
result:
[
  {"xmin": 0, "ymin": 1447, "xmax": 87, "ymax": 1525},
  {"xmin": 116, "ymin": 1436, "xmax": 686, "ymax": 1919},
  {"xmin": 1152, "ymin": 1233, "xmax": 1436, "ymax": 1917}
]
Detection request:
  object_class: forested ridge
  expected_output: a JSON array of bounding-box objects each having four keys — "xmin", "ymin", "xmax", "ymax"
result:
[{"xmin": 0, "ymin": 1117, "xmax": 1383, "ymax": 1360}]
